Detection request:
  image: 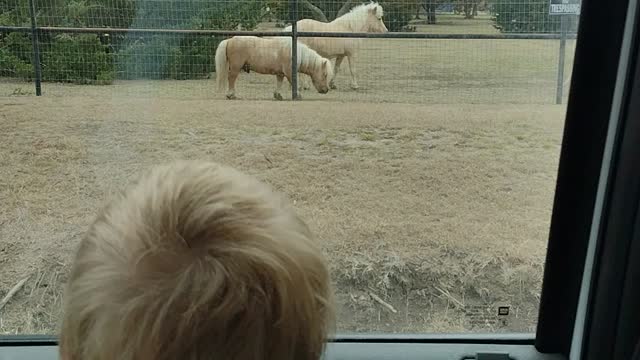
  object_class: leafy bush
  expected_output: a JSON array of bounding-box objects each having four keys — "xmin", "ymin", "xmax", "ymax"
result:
[
  {"xmin": 0, "ymin": 48, "xmax": 33, "ymax": 79},
  {"xmin": 268, "ymin": 0, "xmax": 415, "ymax": 32},
  {"xmin": 42, "ymin": 34, "xmax": 114, "ymax": 84},
  {"xmin": 0, "ymin": 0, "xmax": 30, "ymax": 26},
  {"xmin": 195, "ymin": 0, "xmax": 267, "ymax": 30},
  {"xmin": 111, "ymin": 0, "xmax": 266, "ymax": 80},
  {"xmin": 116, "ymin": 35, "xmax": 218, "ymax": 80},
  {"xmin": 176, "ymin": 36, "xmax": 219, "ymax": 78},
  {"xmin": 0, "ymin": 32, "xmax": 33, "ymax": 79},
  {"xmin": 116, "ymin": 37, "xmax": 180, "ymax": 80},
  {"xmin": 0, "ymin": 0, "xmax": 267, "ymax": 82},
  {"xmin": 0, "ymin": 32, "xmax": 114, "ymax": 83},
  {"xmin": 378, "ymin": 0, "xmax": 415, "ymax": 32}
]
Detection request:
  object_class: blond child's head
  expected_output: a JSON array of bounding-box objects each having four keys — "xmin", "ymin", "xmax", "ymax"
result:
[{"xmin": 60, "ymin": 160, "xmax": 333, "ymax": 360}]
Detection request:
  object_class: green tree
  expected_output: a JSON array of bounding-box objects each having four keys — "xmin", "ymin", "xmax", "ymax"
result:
[
  {"xmin": 114, "ymin": 0, "xmax": 267, "ymax": 79},
  {"xmin": 0, "ymin": 0, "xmax": 269, "ymax": 82},
  {"xmin": 271, "ymin": 0, "xmax": 415, "ymax": 32},
  {"xmin": 43, "ymin": 33, "xmax": 114, "ymax": 84},
  {"xmin": 0, "ymin": 32, "xmax": 33, "ymax": 79},
  {"xmin": 490, "ymin": 0, "xmax": 579, "ymax": 33},
  {"xmin": 0, "ymin": 0, "xmax": 29, "ymax": 26}
]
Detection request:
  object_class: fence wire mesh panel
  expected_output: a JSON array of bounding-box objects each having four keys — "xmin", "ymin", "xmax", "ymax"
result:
[
  {"xmin": 0, "ymin": 0, "xmax": 583, "ymax": 337},
  {"xmin": 0, "ymin": 0, "xmax": 578, "ymax": 102}
]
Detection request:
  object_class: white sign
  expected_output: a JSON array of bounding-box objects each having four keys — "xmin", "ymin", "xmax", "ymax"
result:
[{"xmin": 549, "ymin": 0, "xmax": 581, "ymax": 15}]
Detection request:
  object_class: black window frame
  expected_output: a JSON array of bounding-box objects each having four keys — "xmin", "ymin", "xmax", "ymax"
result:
[{"xmin": 536, "ymin": 0, "xmax": 638, "ymax": 356}]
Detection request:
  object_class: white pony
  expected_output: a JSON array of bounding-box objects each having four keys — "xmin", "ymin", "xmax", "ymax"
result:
[
  {"xmin": 215, "ymin": 36, "xmax": 334, "ymax": 100},
  {"xmin": 284, "ymin": 2, "xmax": 388, "ymax": 90}
]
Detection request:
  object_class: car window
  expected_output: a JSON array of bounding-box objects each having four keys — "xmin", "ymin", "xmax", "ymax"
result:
[{"xmin": 0, "ymin": 0, "xmax": 581, "ymax": 335}]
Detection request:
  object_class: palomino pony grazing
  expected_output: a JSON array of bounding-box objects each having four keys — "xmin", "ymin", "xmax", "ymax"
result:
[
  {"xmin": 215, "ymin": 36, "xmax": 333, "ymax": 100},
  {"xmin": 284, "ymin": 2, "xmax": 388, "ymax": 91}
]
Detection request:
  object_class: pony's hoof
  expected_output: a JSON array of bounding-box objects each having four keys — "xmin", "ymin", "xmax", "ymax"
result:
[
  {"xmin": 330, "ymin": 83, "xmax": 337, "ymax": 90},
  {"xmin": 273, "ymin": 92, "xmax": 283, "ymax": 101},
  {"xmin": 226, "ymin": 94, "xmax": 237, "ymax": 100},
  {"xmin": 350, "ymin": 84, "xmax": 359, "ymax": 90}
]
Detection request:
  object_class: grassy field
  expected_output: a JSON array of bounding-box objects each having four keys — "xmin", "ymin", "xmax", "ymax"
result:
[{"xmin": 0, "ymin": 14, "xmax": 573, "ymax": 335}]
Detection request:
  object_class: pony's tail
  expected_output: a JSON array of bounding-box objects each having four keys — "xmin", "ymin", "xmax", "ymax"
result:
[{"xmin": 215, "ymin": 39, "xmax": 229, "ymax": 92}]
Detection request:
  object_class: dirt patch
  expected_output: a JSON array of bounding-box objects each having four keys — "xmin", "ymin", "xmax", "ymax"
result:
[{"xmin": 0, "ymin": 94, "xmax": 565, "ymax": 335}]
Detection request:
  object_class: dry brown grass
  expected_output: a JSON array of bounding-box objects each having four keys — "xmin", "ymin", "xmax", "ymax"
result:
[{"xmin": 0, "ymin": 93, "xmax": 565, "ymax": 335}]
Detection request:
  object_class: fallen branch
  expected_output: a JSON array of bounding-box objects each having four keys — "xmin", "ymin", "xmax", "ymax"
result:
[
  {"xmin": 0, "ymin": 276, "xmax": 30, "ymax": 312},
  {"xmin": 369, "ymin": 291, "xmax": 397, "ymax": 313},
  {"xmin": 434, "ymin": 285, "xmax": 465, "ymax": 309}
]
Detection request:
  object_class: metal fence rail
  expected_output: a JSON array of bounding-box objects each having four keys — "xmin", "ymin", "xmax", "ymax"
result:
[
  {"xmin": 0, "ymin": 0, "xmax": 579, "ymax": 103},
  {"xmin": 0, "ymin": 26, "xmax": 578, "ymax": 39}
]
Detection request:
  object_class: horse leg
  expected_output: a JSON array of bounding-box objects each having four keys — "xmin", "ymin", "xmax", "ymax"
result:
[
  {"xmin": 330, "ymin": 56, "xmax": 344, "ymax": 89},
  {"xmin": 347, "ymin": 55, "xmax": 359, "ymax": 90},
  {"xmin": 274, "ymin": 75, "xmax": 284, "ymax": 101},
  {"xmin": 227, "ymin": 70, "xmax": 239, "ymax": 100}
]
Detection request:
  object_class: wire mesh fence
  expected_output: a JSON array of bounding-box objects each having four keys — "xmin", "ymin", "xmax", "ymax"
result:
[
  {"xmin": 0, "ymin": 0, "xmax": 579, "ymax": 103},
  {"xmin": 0, "ymin": 0, "xmax": 582, "ymax": 336}
]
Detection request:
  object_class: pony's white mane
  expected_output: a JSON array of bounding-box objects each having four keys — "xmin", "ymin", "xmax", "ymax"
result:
[
  {"xmin": 333, "ymin": 2, "xmax": 383, "ymax": 31},
  {"xmin": 276, "ymin": 38, "xmax": 333, "ymax": 76},
  {"xmin": 297, "ymin": 43, "xmax": 320, "ymax": 68}
]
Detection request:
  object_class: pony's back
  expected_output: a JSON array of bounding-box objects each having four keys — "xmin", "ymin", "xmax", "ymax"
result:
[
  {"xmin": 283, "ymin": 19, "xmax": 336, "ymax": 33},
  {"xmin": 282, "ymin": 19, "xmax": 361, "ymax": 59}
]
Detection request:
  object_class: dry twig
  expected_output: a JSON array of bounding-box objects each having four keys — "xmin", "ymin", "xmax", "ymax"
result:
[
  {"xmin": 369, "ymin": 291, "xmax": 397, "ymax": 313},
  {"xmin": 0, "ymin": 276, "xmax": 30, "ymax": 312},
  {"xmin": 434, "ymin": 285, "xmax": 465, "ymax": 309}
]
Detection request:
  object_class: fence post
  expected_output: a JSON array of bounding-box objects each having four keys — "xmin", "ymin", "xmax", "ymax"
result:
[
  {"xmin": 555, "ymin": 15, "xmax": 567, "ymax": 105},
  {"xmin": 28, "ymin": 0, "xmax": 42, "ymax": 96},
  {"xmin": 290, "ymin": 0, "xmax": 298, "ymax": 100}
]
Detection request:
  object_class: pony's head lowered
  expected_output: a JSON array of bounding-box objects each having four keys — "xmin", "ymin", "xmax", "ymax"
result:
[
  {"xmin": 338, "ymin": 2, "xmax": 388, "ymax": 33},
  {"xmin": 309, "ymin": 57, "xmax": 333, "ymax": 94},
  {"xmin": 299, "ymin": 44, "xmax": 333, "ymax": 94},
  {"xmin": 292, "ymin": 41, "xmax": 333, "ymax": 94}
]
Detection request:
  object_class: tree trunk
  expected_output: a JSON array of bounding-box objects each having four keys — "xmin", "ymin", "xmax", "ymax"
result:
[
  {"xmin": 464, "ymin": 2, "xmax": 472, "ymax": 19},
  {"xmin": 336, "ymin": 0, "xmax": 355, "ymax": 19},
  {"xmin": 423, "ymin": 1, "xmax": 436, "ymax": 24},
  {"xmin": 300, "ymin": 0, "xmax": 328, "ymax": 22},
  {"xmin": 472, "ymin": 2, "xmax": 478, "ymax": 17}
]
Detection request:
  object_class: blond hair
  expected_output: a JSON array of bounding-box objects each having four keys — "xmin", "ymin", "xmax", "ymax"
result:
[{"xmin": 60, "ymin": 160, "xmax": 333, "ymax": 360}]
